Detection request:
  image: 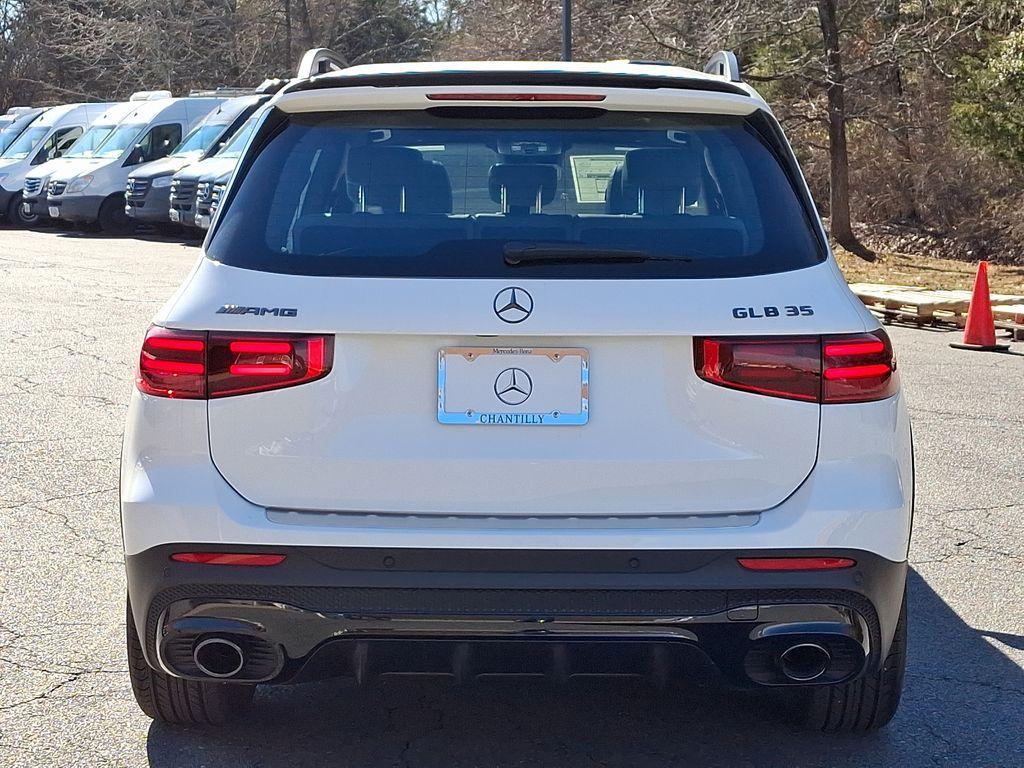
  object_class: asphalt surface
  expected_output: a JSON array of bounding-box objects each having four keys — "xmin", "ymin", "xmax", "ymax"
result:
[{"xmin": 1, "ymin": 227, "xmax": 1022, "ymax": 767}]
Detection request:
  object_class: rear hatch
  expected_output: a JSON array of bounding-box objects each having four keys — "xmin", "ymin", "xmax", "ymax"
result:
[{"xmin": 165, "ymin": 84, "xmax": 872, "ymax": 517}]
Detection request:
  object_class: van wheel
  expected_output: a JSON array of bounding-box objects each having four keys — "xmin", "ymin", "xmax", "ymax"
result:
[
  {"xmin": 98, "ymin": 194, "xmax": 133, "ymax": 234},
  {"xmin": 6, "ymin": 193, "xmax": 39, "ymax": 228},
  {"xmin": 795, "ymin": 591, "xmax": 907, "ymax": 733},
  {"xmin": 126, "ymin": 597, "xmax": 255, "ymax": 725}
]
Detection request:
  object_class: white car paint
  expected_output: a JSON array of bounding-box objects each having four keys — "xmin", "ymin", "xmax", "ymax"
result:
[{"xmin": 121, "ymin": 60, "xmax": 913, "ymax": 567}]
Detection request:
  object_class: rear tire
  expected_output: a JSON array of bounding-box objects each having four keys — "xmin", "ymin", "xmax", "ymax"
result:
[
  {"xmin": 6, "ymin": 192, "xmax": 40, "ymax": 228},
  {"xmin": 98, "ymin": 194, "xmax": 133, "ymax": 234},
  {"xmin": 126, "ymin": 598, "xmax": 255, "ymax": 725},
  {"xmin": 796, "ymin": 591, "xmax": 908, "ymax": 733}
]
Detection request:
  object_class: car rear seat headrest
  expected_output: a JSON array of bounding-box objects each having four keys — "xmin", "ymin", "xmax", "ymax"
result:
[
  {"xmin": 488, "ymin": 163, "xmax": 559, "ymax": 214},
  {"xmin": 621, "ymin": 147, "xmax": 702, "ymax": 214},
  {"xmin": 347, "ymin": 145, "xmax": 426, "ymax": 212}
]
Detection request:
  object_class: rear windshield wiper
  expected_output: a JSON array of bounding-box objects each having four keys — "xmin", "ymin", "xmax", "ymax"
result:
[{"xmin": 503, "ymin": 242, "xmax": 694, "ymax": 266}]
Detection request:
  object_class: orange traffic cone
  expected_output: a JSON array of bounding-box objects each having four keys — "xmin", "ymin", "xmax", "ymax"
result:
[{"xmin": 950, "ymin": 261, "xmax": 1010, "ymax": 352}]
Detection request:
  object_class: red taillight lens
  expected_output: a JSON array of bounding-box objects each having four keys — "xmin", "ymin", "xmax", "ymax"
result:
[
  {"xmin": 737, "ymin": 557, "xmax": 856, "ymax": 571},
  {"xmin": 137, "ymin": 328, "xmax": 207, "ymax": 399},
  {"xmin": 136, "ymin": 327, "xmax": 333, "ymax": 399},
  {"xmin": 694, "ymin": 336, "xmax": 821, "ymax": 402},
  {"xmin": 822, "ymin": 331, "xmax": 897, "ymax": 403},
  {"xmin": 208, "ymin": 333, "xmax": 332, "ymax": 397},
  {"xmin": 170, "ymin": 552, "xmax": 286, "ymax": 566},
  {"xmin": 694, "ymin": 330, "xmax": 897, "ymax": 404}
]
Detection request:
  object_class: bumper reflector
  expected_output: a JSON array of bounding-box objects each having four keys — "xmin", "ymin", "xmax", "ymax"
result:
[
  {"xmin": 170, "ymin": 553, "xmax": 287, "ymax": 566},
  {"xmin": 737, "ymin": 557, "xmax": 856, "ymax": 571}
]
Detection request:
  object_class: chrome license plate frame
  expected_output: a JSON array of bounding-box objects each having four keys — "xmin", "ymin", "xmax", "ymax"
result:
[{"xmin": 438, "ymin": 347, "xmax": 589, "ymax": 426}]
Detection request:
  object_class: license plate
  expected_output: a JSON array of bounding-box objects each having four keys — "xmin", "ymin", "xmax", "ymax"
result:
[
  {"xmin": 438, "ymin": 347, "xmax": 588, "ymax": 426},
  {"xmin": 196, "ymin": 215, "xmax": 210, "ymax": 228},
  {"xmin": 168, "ymin": 208, "xmax": 180, "ymax": 223},
  {"xmin": 48, "ymin": 206, "xmax": 59, "ymax": 218},
  {"xmin": 22, "ymin": 202, "xmax": 32, "ymax": 215}
]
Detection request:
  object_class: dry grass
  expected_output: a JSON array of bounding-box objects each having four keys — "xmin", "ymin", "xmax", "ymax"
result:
[{"xmin": 833, "ymin": 248, "xmax": 1024, "ymax": 295}]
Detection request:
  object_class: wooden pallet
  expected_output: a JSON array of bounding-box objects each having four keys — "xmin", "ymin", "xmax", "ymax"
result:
[
  {"xmin": 992, "ymin": 304, "xmax": 1024, "ymax": 341},
  {"xmin": 849, "ymin": 284, "xmax": 970, "ymax": 326}
]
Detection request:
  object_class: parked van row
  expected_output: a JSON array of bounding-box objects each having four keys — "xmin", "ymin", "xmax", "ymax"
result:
[{"xmin": 0, "ymin": 80, "xmax": 284, "ymax": 235}]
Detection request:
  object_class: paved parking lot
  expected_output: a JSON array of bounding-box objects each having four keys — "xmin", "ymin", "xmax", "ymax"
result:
[{"xmin": 1, "ymin": 228, "xmax": 1022, "ymax": 767}]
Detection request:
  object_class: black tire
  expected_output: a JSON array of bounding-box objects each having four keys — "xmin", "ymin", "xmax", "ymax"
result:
[
  {"xmin": 6, "ymin": 192, "xmax": 40, "ymax": 228},
  {"xmin": 126, "ymin": 598, "xmax": 255, "ymax": 725},
  {"xmin": 797, "ymin": 591, "xmax": 908, "ymax": 733},
  {"xmin": 98, "ymin": 193, "xmax": 133, "ymax": 234}
]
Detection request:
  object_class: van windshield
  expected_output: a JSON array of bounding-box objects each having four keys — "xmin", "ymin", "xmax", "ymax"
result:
[
  {"xmin": 0, "ymin": 124, "xmax": 29, "ymax": 155},
  {"xmin": 207, "ymin": 109, "xmax": 824, "ymax": 279},
  {"xmin": 1, "ymin": 126, "xmax": 48, "ymax": 160},
  {"xmin": 172, "ymin": 123, "xmax": 227, "ymax": 158},
  {"xmin": 64, "ymin": 124, "xmax": 115, "ymax": 158},
  {"xmin": 94, "ymin": 124, "xmax": 145, "ymax": 158},
  {"xmin": 216, "ymin": 117, "xmax": 257, "ymax": 159}
]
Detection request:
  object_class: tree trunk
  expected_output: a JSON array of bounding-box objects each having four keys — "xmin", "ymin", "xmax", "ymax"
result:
[
  {"xmin": 817, "ymin": 0, "xmax": 873, "ymax": 260},
  {"xmin": 880, "ymin": 0, "xmax": 918, "ymax": 223}
]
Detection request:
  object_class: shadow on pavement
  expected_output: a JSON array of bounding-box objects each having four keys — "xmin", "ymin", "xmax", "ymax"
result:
[{"xmin": 145, "ymin": 570, "xmax": 1024, "ymax": 767}]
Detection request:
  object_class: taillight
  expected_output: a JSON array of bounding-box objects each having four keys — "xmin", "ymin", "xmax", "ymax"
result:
[
  {"xmin": 694, "ymin": 330, "xmax": 897, "ymax": 404},
  {"xmin": 694, "ymin": 336, "xmax": 821, "ymax": 402},
  {"xmin": 822, "ymin": 331, "xmax": 898, "ymax": 403},
  {"xmin": 137, "ymin": 327, "xmax": 333, "ymax": 399},
  {"xmin": 137, "ymin": 328, "xmax": 207, "ymax": 399}
]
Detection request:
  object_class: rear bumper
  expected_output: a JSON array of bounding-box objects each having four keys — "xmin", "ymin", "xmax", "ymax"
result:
[
  {"xmin": 48, "ymin": 194, "xmax": 104, "ymax": 222},
  {"xmin": 127, "ymin": 544, "xmax": 906, "ymax": 687}
]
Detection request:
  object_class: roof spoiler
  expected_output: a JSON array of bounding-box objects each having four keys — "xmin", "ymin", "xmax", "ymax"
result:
[
  {"xmin": 130, "ymin": 90, "xmax": 173, "ymax": 101},
  {"xmin": 703, "ymin": 51, "xmax": 741, "ymax": 83},
  {"xmin": 296, "ymin": 48, "xmax": 347, "ymax": 78}
]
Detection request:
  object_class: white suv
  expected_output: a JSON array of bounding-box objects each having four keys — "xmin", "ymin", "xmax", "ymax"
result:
[{"xmin": 122, "ymin": 54, "xmax": 912, "ymax": 733}]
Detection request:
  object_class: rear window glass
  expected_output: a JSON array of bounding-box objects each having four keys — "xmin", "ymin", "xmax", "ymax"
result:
[{"xmin": 207, "ymin": 109, "xmax": 823, "ymax": 279}]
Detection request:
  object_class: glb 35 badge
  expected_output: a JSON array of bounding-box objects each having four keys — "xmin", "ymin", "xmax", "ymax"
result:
[
  {"xmin": 216, "ymin": 305, "xmax": 298, "ymax": 317},
  {"xmin": 733, "ymin": 305, "xmax": 814, "ymax": 319}
]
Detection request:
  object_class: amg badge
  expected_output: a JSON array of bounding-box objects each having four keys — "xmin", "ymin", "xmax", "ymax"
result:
[{"xmin": 216, "ymin": 305, "xmax": 298, "ymax": 317}]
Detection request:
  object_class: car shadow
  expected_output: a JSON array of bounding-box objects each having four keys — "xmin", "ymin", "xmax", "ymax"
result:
[{"xmin": 145, "ymin": 570, "xmax": 1024, "ymax": 767}]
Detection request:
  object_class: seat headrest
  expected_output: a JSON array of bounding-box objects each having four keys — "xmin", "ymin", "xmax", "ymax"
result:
[
  {"xmin": 406, "ymin": 160, "xmax": 452, "ymax": 214},
  {"xmin": 346, "ymin": 145, "xmax": 429, "ymax": 212},
  {"xmin": 488, "ymin": 163, "xmax": 558, "ymax": 213},
  {"xmin": 621, "ymin": 147, "xmax": 702, "ymax": 213},
  {"xmin": 347, "ymin": 145, "xmax": 424, "ymax": 186}
]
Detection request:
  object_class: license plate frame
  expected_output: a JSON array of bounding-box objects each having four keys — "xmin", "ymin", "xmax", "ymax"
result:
[
  {"xmin": 48, "ymin": 206, "xmax": 59, "ymax": 218},
  {"xmin": 438, "ymin": 347, "xmax": 589, "ymax": 426},
  {"xmin": 168, "ymin": 208, "xmax": 180, "ymax": 223}
]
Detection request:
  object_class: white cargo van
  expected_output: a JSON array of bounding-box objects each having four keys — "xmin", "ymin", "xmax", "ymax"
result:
[
  {"xmin": 0, "ymin": 108, "xmax": 46, "ymax": 155},
  {"xmin": 46, "ymin": 95, "xmax": 225, "ymax": 232},
  {"xmin": 18, "ymin": 100, "xmax": 148, "ymax": 227},
  {"xmin": 0, "ymin": 102, "xmax": 114, "ymax": 222}
]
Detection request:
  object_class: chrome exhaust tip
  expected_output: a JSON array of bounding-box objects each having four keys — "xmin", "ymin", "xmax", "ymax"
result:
[
  {"xmin": 779, "ymin": 643, "xmax": 831, "ymax": 682},
  {"xmin": 193, "ymin": 637, "xmax": 245, "ymax": 678}
]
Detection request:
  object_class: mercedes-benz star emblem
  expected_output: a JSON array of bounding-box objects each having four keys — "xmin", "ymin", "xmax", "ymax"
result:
[
  {"xmin": 494, "ymin": 367, "xmax": 533, "ymax": 406},
  {"xmin": 493, "ymin": 287, "xmax": 533, "ymax": 324}
]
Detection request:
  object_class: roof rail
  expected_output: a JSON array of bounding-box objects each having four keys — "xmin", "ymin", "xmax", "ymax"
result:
[
  {"xmin": 296, "ymin": 48, "xmax": 347, "ymax": 78},
  {"xmin": 187, "ymin": 87, "xmax": 256, "ymax": 98},
  {"xmin": 130, "ymin": 90, "xmax": 173, "ymax": 101},
  {"xmin": 703, "ymin": 51, "xmax": 741, "ymax": 83}
]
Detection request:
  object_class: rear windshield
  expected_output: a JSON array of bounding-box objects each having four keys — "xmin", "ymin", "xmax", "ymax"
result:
[{"xmin": 207, "ymin": 109, "xmax": 823, "ymax": 279}]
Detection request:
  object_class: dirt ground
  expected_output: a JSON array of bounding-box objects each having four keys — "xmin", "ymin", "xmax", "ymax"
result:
[{"xmin": 834, "ymin": 247, "xmax": 1024, "ymax": 295}]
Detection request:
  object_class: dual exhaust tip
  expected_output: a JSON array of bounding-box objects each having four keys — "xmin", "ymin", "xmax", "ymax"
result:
[
  {"xmin": 778, "ymin": 642, "xmax": 831, "ymax": 682},
  {"xmin": 193, "ymin": 637, "xmax": 245, "ymax": 679}
]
